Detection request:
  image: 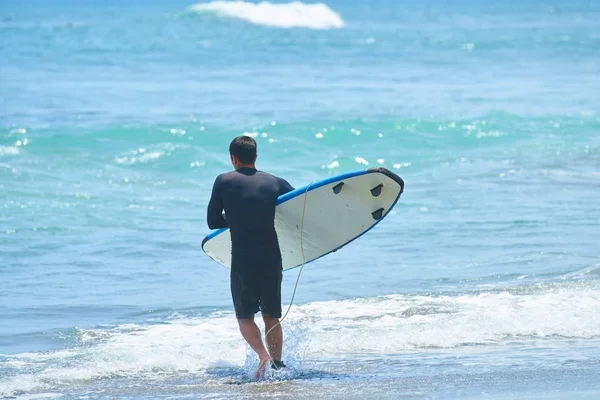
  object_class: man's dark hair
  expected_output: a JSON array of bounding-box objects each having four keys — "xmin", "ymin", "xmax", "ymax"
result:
[{"xmin": 229, "ymin": 135, "xmax": 257, "ymax": 164}]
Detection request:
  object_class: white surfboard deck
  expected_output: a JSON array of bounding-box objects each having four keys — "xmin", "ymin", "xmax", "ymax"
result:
[{"xmin": 202, "ymin": 167, "xmax": 404, "ymax": 271}]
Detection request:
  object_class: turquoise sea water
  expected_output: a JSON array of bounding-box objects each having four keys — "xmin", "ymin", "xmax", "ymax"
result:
[{"xmin": 1, "ymin": 0, "xmax": 600, "ymax": 398}]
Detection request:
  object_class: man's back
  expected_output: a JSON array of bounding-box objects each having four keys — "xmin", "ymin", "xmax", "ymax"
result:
[{"xmin": 207, "ymin": 167, "xmax": 294, "ymax": 251}]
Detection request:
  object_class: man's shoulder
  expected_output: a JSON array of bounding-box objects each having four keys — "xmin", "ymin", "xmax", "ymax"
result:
[
  {"xmin": 212, "ymin": 171, "xmax": 234, "ymax": 188},
  {"xmin": 262, "ymin": 171, "xmax": 294, "ymax": 193},
  {"xmin": 216, "ymin": 170, "xmax": 237, "ymax": 180},
  {"xmin": 255, "ymin": 170, "xmax": 277, "ymax": 178},
  {"xmin": 255, "ymin": 169, "xmax": 287, "ymax": 179}
]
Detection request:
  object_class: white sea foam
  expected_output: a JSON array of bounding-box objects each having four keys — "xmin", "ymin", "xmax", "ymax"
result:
[
  {"xmin": 294, "ymin": 283, "xmax": 600, "ymax": 355},
  {"xmin": 2, "ymin": 282, "xmax": 599, "ymax": 396},
  {"xmin": 0, "ymin": 315, "xmax": 243, "ymax": 397},
  {"xmin": 188, "ymin": 1, "xmax": 344, "ymax": 29},
  {"xmin": 114, "ymin": 143, "xmax": 181, "ymax": 165},
  {"xmin": 0, "ymin": 146, "xmax": 20, "ymax": 156}
]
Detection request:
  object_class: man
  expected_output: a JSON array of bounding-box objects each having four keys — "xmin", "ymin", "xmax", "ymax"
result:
[{"xmin": 207, "ymin": 135, "xmax": 295, "ymax": 378}]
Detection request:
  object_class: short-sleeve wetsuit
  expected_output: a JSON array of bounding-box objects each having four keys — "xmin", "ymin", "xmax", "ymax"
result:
[{"xmin": 207, "ymin": 167, "xmax": 295, "ymax": 319}]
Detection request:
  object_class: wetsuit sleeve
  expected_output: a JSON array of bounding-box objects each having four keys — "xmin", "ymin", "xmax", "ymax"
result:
[
  {"xmin": 207, "ymin": 175, "xmax": 228, "ymax": 230},
  {"xmin": 277, "ymin": 177, "xmax": 295, "ymax": 196}
]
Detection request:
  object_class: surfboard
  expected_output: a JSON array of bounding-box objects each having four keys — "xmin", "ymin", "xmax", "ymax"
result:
[{"xmin": 201, "ymin": 167, "xmax": 404, "ymax": 270}]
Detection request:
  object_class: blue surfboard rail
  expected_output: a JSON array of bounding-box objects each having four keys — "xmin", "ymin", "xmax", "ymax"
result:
[{"xmin": 201, "ymin": 167, "xmax": 404, "ymax": 269}]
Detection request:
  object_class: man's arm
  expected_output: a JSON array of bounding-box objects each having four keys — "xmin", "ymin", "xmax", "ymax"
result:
[{"xmin": 207, "ymin": 176, "xmax": 228, "ymax": 229}]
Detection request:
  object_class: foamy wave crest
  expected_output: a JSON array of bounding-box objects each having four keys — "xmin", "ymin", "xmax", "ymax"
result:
[
  {"xmin": 295, "ymin": 282, "xmax": 600, "ymax": 355},
  {"xmin": 188, "ymin": 1, "xmax": 344, "ymax": 29},
  {"xmin": 2, "ymin": 282, "xmax": 599, "ymax": 396},
  {"xmin": 0, "ymin": 315, "xmax": 243, "ymax": 397}
]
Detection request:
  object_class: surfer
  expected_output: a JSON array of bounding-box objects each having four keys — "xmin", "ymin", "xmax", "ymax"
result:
[{"xmin": 207, "ymin": 135, "xmax": 295, "ymax": 378}]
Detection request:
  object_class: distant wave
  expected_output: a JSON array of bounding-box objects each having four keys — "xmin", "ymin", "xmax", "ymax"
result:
[{"xmin": 188, "ymin": 1, "xmax": 344, "ymax": 29}]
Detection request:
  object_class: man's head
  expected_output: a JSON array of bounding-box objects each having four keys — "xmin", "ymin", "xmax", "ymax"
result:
[{"xmin": 229, "ymin": 135, "xmax": 257, "ymax": 169}]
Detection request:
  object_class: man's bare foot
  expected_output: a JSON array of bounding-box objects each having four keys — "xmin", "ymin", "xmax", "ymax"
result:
[{"xmin": 255, "ymin": 356, "xmax": 270, "ymax": 379}]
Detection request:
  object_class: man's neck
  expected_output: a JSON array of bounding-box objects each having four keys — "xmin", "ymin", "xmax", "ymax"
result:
[{"xmin": 235, "ymin": 163, "xmax": 256, "ymax": 170}]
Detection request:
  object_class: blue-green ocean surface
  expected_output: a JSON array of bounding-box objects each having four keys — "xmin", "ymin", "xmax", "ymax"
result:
[{"xmin": 1, "ymin": 0, "xmax": 600, "ymax": 398}]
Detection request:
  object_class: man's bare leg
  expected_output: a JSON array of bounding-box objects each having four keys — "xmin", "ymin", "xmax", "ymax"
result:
[
  {"xmin": 262, "ymin": 313, "xmax": 283, "ymax": 362},
  {"xmin": 237, "ymin": 314, "xmax": 270, "ymax": 378}
]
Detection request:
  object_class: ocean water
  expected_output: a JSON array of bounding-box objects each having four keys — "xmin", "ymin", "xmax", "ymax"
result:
[{"xmin": 1, "ymin": 0, "xmax": 600, "ymax": 398}]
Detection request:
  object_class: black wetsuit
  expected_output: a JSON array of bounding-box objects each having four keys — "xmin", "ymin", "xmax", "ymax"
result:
[{"xmin": 207, "ymin": 167, "xmax": 295, "ymax": 319}]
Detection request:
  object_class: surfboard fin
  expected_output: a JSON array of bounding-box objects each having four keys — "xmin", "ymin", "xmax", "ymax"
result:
[
  {"xmin": 372, "ymin": 208, "xmax": 384, "ymax": 220},
  {"xmin": 332, "ymin": 182, "xmax": 344, "ymax": 194},
  {"xmin": 370, "ymin": 184, "xmax": 383, "ymax": 197}
]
